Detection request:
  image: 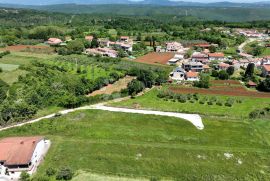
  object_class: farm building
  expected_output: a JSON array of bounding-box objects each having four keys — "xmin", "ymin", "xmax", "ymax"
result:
[{"xmin": 0, "ymin": 136, "xmax": 50, "ymax": 180}]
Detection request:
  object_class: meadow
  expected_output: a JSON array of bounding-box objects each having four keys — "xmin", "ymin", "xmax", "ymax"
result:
[{"xmin": 0, "ymin": 110, "xmax": 269, "ymax": 180}]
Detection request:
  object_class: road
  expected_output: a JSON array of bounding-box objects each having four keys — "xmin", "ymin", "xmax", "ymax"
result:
[
  {"xmin": 237, "ymin": 38, "xmax": 256, "ymax": 58},
  {"xmin": 0, "ymin": 99, "xmax": 204, "ymax": 132}
]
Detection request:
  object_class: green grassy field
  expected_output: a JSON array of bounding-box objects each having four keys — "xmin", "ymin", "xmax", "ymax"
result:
[
  {"xmin": 0, "ymin": 52, "xmax": 57, "ymax": 84},
  {"xmin": 0, "ymin": 110, "xmax": 269, "ymax": 180},
  {"xmin": 109, "ymin": 88, "xmax": 270, "ymax": 119}
]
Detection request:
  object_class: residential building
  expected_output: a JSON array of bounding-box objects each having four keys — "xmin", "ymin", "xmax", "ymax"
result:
[
  {"xmin": 247, "ymin": 80, "xmax": 257, "ymax": 88},
  {"xmin": 170, "ymin": 67, "xmax": 186, "ymax": 81},
  {"xmin": 191, "ymin": 52, "xmax": 209, "ymax": 63},
  {"xmin": 0, "ymin": 136, "xmax": 50, "ymax": 178},
  {"xmin": 262, "ymin": 64, "xmax": 270, "ymax": 77},
  {"xmin": 85, "ymin": 36, "xmax": 93, "ymax": 42},
  {"xmin": 167, "ymin": 54, "xmax": 184, "ymax": 65},
  {"xmin": 194, "ymin": 43, "xmax": 211, "ymax": 49},
  {"xmin": 86, "ymin": 48, "xmax": 118, "ymax": 58},
  {"xmin": 166, "ymin": 42, "xmax": 183, "ymax": 52},
  {"xmin": 120, "ymin": 36, "xmax": 129, "ymax": 42},
  {"xmin": 47, "ymin": 38, "xmax": 62, "ymax": 46},
  {"xmin": 182, "ymin": 62, "xmax": 203, "ymax": 72},
  {"xmin": 203, "ymin": 64, "xmax": 211, "ymax": 72},
  {"xmin": 218, "ymin": 62, "xmax": 230, "ymax": 70},
  {"xmin": 239, "ymin": 59, "xmax": 250, "ymax": 68},
  {"xmin": 208, "ymin": 53, "xmax": 225, "ymax": 61},
  {"xmin": 186, "ymin": 71, "xmax": 199, "ymax": 81},
  {"xmin": 98, "ymin": 38, "xmax": 110, "ymax": 47}
]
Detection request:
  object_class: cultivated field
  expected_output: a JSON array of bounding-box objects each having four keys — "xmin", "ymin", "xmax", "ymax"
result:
[
  {"xmin": 134, "ymin": 52, "xmax": 175, "ymax": 65},
  {"xmin": 109, "ymin": 87, "xmax": 270, "ymax": 119},
  {"xmin": 0, "ymin": 45, "xmax": 54, "ymax": 53},
  {"xmin": 0, "ymin": 110, "xmax": 269, "ymax": 180},
  {"xmin": 169, "ymin": 80, "xmax": 270, "ymax": 98}
]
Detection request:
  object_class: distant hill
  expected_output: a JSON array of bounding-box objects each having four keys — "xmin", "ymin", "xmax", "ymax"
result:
[
  {"xmin": 1, "ymin": 0, "xmax": 270, "ymax": 7},
  {"xmin": 1, "ymin": 1, "xmax": 270, "ymax": 22}
]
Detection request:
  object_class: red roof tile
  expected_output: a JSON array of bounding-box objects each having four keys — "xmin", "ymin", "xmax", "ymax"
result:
[
  {"xmin": 186, "ymin": 71, "xmax": 199, "ymax": 78},
  {"xmin": 208, "ymin": 53, "xmax": 224, "ymax": 57},
  {"xmin": 263, "ymin": 64, "xmax": 270, "ymax": 71},
  {"xmin": 0, "ymin": 136, "xmax": 44, "ymax": 166}
]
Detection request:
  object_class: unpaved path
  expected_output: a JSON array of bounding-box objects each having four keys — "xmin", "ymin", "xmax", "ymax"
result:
[{"xmin": 0, "ymin": 102, "xmax": 204, "ymax": 131}]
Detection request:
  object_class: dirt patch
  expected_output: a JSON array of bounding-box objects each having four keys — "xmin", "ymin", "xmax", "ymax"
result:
[
  {"xmin": 135, "ymin": 52, "xmax": 175, "ymax": 65},
  {"xmin": 169, "ymin": 86, "xmax": 270, "ymax": 98},
  {"xmin": 88, "ymin": 76, "xmax": 136, "ymax": 96},
  {"xmin": 0, "ymin": 45, "xmax": 54, "ymax": 53}
]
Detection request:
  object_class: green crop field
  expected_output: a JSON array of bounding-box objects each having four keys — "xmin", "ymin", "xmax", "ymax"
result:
[{"xmin": 0, "ymin": 110, "xmax": 269, "ymax": 180}]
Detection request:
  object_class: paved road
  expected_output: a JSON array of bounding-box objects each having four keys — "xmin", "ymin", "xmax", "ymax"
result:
[{"xmin": 0, "ymin": 100, "xmax": 204, "ymax": 132}]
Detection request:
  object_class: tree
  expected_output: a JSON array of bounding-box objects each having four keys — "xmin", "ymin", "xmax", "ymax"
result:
[
  {"xmin": 226, "ymin": 66, "xmax": 235, "ymax": 76},
  {"xmin": 244, "ymin": 63, "xmax": 255, "ymax": 80},
  {"xmin": 0, "ymin": 79, "xmax": 9, "ymax": 103},
  {"xmin": 90, "ymin": 37, "xmax": 99, "ymax": 48},
  {"xmin": 194, "ymin": 74, "xmax": 210, "ymax": 88},
  {"xmin": 127, "ymin": 80, "xmax": 145, "ymax": 95},
  {"xmin": 209, "ymin": 45, "xmax": 216, "ymax": 53},
  {"xmin": 56, "ymin": 167, "xmax": 73, "ymax": 180},
  {"xmin": 67, "ymin": 40, "xmax": 85, "ymax": 54},
  {"xmin": 19, "ymin": 171, "xmax": 30, "ymax": 181},
  {"xmin": 211, "ymin": 70, "xmax": 219, "ymax": 77},
  {"xmin": 218, "ymin": 70, "xmax": 229, "ymax": 80},
  {"xmin": 257, "ymin": 78, "xmax": 270, "ymax": 92}
]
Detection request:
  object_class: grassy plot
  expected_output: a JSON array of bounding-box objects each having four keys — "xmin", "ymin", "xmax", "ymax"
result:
[
  {"xmin": 0, "ymin": 110, "xmax": 270, "ymax": 180},
  {"xmin": 109, "ymin": 88, "xmax": 270, "ymax": 119},
  {"xmin": 0, "ymin": 63, "xmax": 19, "ymax": 71}
]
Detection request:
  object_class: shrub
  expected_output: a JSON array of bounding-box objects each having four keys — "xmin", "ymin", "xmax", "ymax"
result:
[
  {"xmin": 19, "ymin": 171, "xmax": 30, "ymax": 181},
  {"xmin": 193, "ymin": 93, "xmax": 199, "ymax": 100},
  {"xmin": 189, "ymin": 100, "xmax": 195, "ymax": 103},
  {"xmin": 210, "ymin": 96, "xmax": 217, "ymax": 102},
  {"xmin": 199, "ymin": 100, "xmax": 205, "ymax": 104},
  {"xmin": 216, "ymin": 101, "xmax": 223, "ymax": 106},
  {"xmin": 56, "ymin": 167, "xmax": 73, "ymax": 180},
  {"xmin": 207, "ymin": 101, "xmax": 213, "ymax": 105},
  {"xmin": 178, "ymin": 95, "xmax": 187, "ymax": 103},
  {"xmin": 46, "ymin": 167, "xmax": 56, "ymax": 176}
]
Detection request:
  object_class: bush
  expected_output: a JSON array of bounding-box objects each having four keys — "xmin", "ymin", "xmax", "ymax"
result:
[
  {"xmin": 19, "ymin": 171, "xmax": 30, "ymax": 181},
  {"xmin": 216, "ymin": 101, "xmax": 223, "ymax": 106},
  {"xmin": 127, "ymin": 79, "xmax": 145, "ymax": 95},
  {"xmin": 56, "ymin": 167, "xmax": 73, "ymax": 180},
  {"xmin": 178, "ymin": 95, "xmax": 187, "ymax": 103},
  {"xmin": 207, "ymin": 101, "xmax": 213, "ymax": 105},
  {"xmin": 199, "ymin": 100, "xmax": 205, "ymax": 104},
  {"xmin": 46, "ymin": 167, "xmax": 56, "ymax": 176}
]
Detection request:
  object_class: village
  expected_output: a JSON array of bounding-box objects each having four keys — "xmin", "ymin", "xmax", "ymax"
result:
[{"xmin": 0, "ymin": 5, "xmax": 270, "ymax": 180}]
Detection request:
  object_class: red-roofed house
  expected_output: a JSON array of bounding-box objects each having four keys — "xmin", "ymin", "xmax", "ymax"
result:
[
  {"xmin": 85, "ymin": 36, "xmax": 93, "ymax": 42},
  {"xmin": 247, "ymin": 80, "xmax": 257, "ymax": 88},
  {"xmin": 47, "ymin": 38, "xmax": 62, "ymax": 46},
  {"xmin": 218, "ymin": 62, "xmax": 230, "ymax": 70},
  {"xmin": 186, "ymin": 71, "xmax": 199, "ymax": 81},
  {"xmin": 194, "ymin": 43, "xmax": 211, "ymax": 48},
  {"xmin": 120, "ymin": 36, "xmax": 129, "ymax": 42},
  {"xmin": 0, "ymin": 136, "xmax": 50, "ymax": 175},
  {"xmin": 208, "ymin": 53, "xmax": 225, "ymax": 61},
  {"xmin": 262, "ymin": 64, "xmax": 270, "ymax": 77}
]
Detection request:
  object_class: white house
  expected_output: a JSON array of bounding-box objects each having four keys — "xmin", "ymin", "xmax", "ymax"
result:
[
  {"xmin": 186, "ymin": 71, "xmax": 199, "ymax": 81},
  {"xmin": 170, "ymin": 67, "xmax": 186, "ymax": 81},
  {"xmin": 0, "ymin": 136, "xmax": 50, "ymax": 180},
  {"xmin": 208, "ymin": 53, "xmax": 225, "ymax": 61},
  {"xmin": 166, "ymin": 42, "xmax": 183, "ymax": 52}
]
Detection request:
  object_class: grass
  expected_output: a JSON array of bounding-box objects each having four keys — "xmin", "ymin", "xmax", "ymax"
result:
[
  {"xmin": 0, "ymin": 69, "xmax": 27, "ymax": 85},
  {"xmin": 0, "ymin": 63, "xmax": 19, "ymax": 71},
  {"xmin": 0, "ymin": 110, "xmax": 270, "ymax": 180},
  {"xmin": 109, "ymin": 88, "xmax": 270, "ymax": 119}
]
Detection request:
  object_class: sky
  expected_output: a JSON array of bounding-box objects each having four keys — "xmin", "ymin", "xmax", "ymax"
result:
[{"xmin": 0, "ymin": 0, "xmax": 267, "ymax": 4}]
